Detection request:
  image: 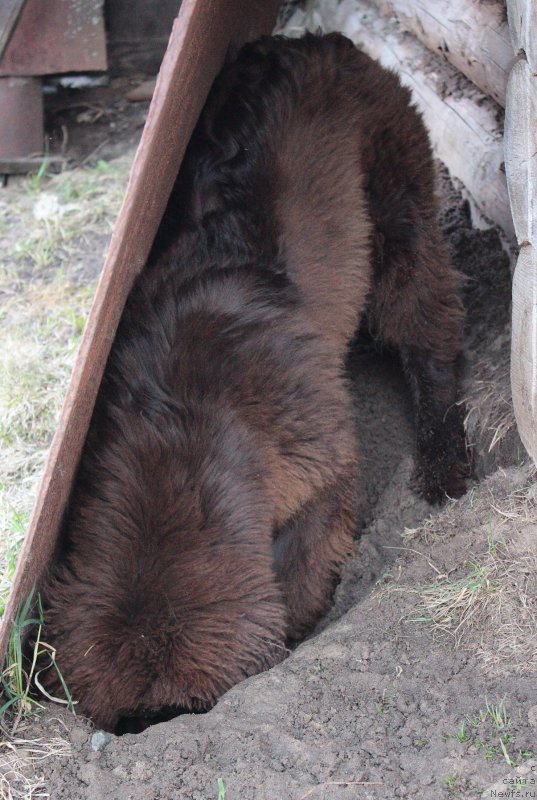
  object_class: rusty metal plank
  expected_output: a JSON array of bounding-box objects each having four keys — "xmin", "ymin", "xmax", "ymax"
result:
[
  {"xmin": 0, "ymin": 77, "xmax": 42, "ymax": 160},
  {"xmin": 0, "ymin": 0, "xmax": 281, "ymax": 660},
  {"xmin": 0, "ymin": 0, "xmax": 107, "ymax": 76},
  {"xmin": 0, "ymin": 0, "xmax": 28, "ymax": 62}
]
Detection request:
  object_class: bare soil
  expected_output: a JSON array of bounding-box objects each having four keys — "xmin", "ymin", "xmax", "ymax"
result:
[{"xmin": 11, "ymin": 26, "xmax": 537, "ymax": 800}]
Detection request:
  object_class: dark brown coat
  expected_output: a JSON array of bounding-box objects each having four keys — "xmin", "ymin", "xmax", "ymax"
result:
[{"xmin": 40, "ymin": 33, "xmax": 468, "ymax": 732}]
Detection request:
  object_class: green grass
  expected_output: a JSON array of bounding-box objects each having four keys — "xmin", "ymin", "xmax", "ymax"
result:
[
  {"xmin": 0, "ymin": 151, "xmax": 132, "ymax": 800},
  {"xmin": 217, "ymin": 778, "xmax": 226, "ymax": 799},
  {"xmin": 447, "ymin": 698, "xmax": 533, "ymax": 767},
  {"xmin": 0, "ymin": 589, "xmax": 75, "ymax": 736},
  {"xmin": 441, "ymin": 774, "xmax": 460, "ymax": 796},
  {"xmin": 0, "ymin": 153, "xmax": 133, "ymax": 619}
]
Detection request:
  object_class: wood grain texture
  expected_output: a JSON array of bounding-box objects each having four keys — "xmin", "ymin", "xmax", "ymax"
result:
[
  {"xmin": 511, "ymin": 245, "xmax": 537, "ymax": 463},
  {"xmin": 369, "ymin": 0, "xmax": 513, "ymax": 105},
  {"xmin": 504, "ymin": 58, "xmax": 537, "ymax": 246},
  {"xmin": 507, "ymin": 0, "xmax": 537, "ymax": 70},
  {"xmin": 506, "ymin": 0, "xmax": 537, "ymax": 463},
  {"xmin": 290, "ymin": 0, "xmax": 514, "ymax": 238},
  {"xmin": 0, "ymin": 0, "xmax": 281, "ymax": 660}
]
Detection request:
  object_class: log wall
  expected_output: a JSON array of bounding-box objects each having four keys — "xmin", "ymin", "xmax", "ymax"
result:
[
  {"xmin": 505, "ymin": 0, "xmax": 537, "ymax": 464},
  {"xmin": 367, "ymin": 0, "xmax": 513, "ymax": 106}
]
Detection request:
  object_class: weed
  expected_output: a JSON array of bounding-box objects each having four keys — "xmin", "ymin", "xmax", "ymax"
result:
[
  {"xmin": 441, "ymin": 774, "xmax": 460, "ymax": 795},
  {"xmin": 27, "ymin": 157, "xmax": 50, "ymax": 194},
  {"xmin": 448, "ymin": 698, "xmax": 532, "ymax": 768},
  {"xmin": 1, "ymin": 589, "xmax": 75, "ymax": 736},
  {"xmin": 466, "ymin": 710, "xmax": 487, "ymax": 728},
  {"xmin": 463, "ymin": 342, "xmax": 515, "ymax": 454},
  {"xmin": 402, "ymin": 479, "xmax": 537, "ymax": 676},
  {"xmin": 0, "ymin": 153, "xmax": 132, "ymax": 621},
  {"xmin": 485, "ymin": 697, "xmax": 511, "ymax": 731},
  {"xmin": 447, "ymin": 721, "xmax": 471, "ymax": 744},
  {"xmin": 414, "ymin": 737, "xmax": 428, "ymax": 748},
  {"xmin": 217, "ymin": 777, "xmax": 226, "ymax": 800}
]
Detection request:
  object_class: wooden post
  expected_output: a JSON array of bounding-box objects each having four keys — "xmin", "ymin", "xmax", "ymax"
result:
[{"xmin": 506, "ymin": 0, "xmax": 537, "ymax": 464}]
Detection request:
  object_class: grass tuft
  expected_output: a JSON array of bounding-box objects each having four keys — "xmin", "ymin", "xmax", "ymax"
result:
[
  {"xmin": 464, "ymin": 340, "xmax": 516, "ymax": 455},
  {"xmin": 1, "ymin": 590, "xmax": 76, "ymax": 737},
  {"xmin": 387, "ymin": 469, "xmax": 537, "ymax": 676},
  {"xmin": 447, "ymin": 698, "xmax": 532, "ymax": 767}
]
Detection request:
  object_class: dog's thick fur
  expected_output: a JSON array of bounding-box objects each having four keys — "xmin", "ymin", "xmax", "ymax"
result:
[{"xmin": 40, "ymin": 34, "xmax": 468, "ymax": 732}]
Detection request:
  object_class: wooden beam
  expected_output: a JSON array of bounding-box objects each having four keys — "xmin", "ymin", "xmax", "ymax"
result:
[
  {"xmin": 507, "ymin": 0, "xmax": 536, "ymax": 71},
  {"xmin": 506, "ymin": 0, "xmax": 537, "ymax": 465},
  {"xmin": 0, "ymin": 156, "xmax": 63, "ymax": 175},
  {"xmin": 511, "ymin": 246, "xmax": 537, "ymax": 463},
  {"xmin": 286, "ymin": 0, "xmax": 514, "ymax": 239},
  {"xmin": 368, "ymin": 0, "xmax": 513, "ymax": 106},
  {"xmin": 504, "ymin": 58, "xmax": 537, "ymax": 247}
]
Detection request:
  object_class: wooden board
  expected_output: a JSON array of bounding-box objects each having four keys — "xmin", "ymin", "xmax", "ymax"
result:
[
  {"xmin": 504, "ymin": 58, "xmax": 537, "ymax": 247},
  {"xmin": 0, "ymin": 0, "xmax": 28, "ymax": 62},
  {"xmin": 0, "ymin": 0, "xmax": 281, "ymax": 661},
  {"xmin": 507, "ymin": 0, "xmax": 536, "ymax": 71},
  {"xmin": 511, "ymin": 246, "xmax": 537, "ymax": 461},
  {"xmin": 368, "ymin": 0, "xmax": 513, "ymax": 106},
  {"xmin": 506, "ymin": 0, "xmax": 537, "ymax": 464}
]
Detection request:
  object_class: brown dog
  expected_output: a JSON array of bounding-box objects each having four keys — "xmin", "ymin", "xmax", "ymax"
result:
[{"xmin": 40, "ymin": 33, "xmax": 468, "ymax": 732}]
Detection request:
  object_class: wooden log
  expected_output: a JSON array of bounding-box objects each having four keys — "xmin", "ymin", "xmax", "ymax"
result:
[
  {"xmin": 286, "ymin": 0, "xmax": 514, "ymax": 239},
  {"xmin": 511, "ymin": 245, "xmax": 537, "ymax": 464},
  {"xmin": 506, "ymin": 0, "xmax": 537, "ymax": 465},
  {"xmin": 504, "ymin": 58, "xmax": 537, "ymax": 246},
  {"xmin": 507, "ymin": 0, "xmax": 536, "ymax": 71},
  {"xmin": 368, "ymin": 0, "xmax": 513, "ymax": 106}
]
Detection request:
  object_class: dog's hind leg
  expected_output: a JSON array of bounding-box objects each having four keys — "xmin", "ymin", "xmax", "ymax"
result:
[
  {"xmin": 272, "ymin": 472, "xmax": 358, "ymax": 640},
  {"xmin": 369, "ymin": 213, "xmax": 470, "ymax": 504}
]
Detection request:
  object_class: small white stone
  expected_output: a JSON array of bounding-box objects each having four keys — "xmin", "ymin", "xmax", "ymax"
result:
[{"xmin": 90, "ymin": 730, "xmax": 111, "ymax": 751}]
